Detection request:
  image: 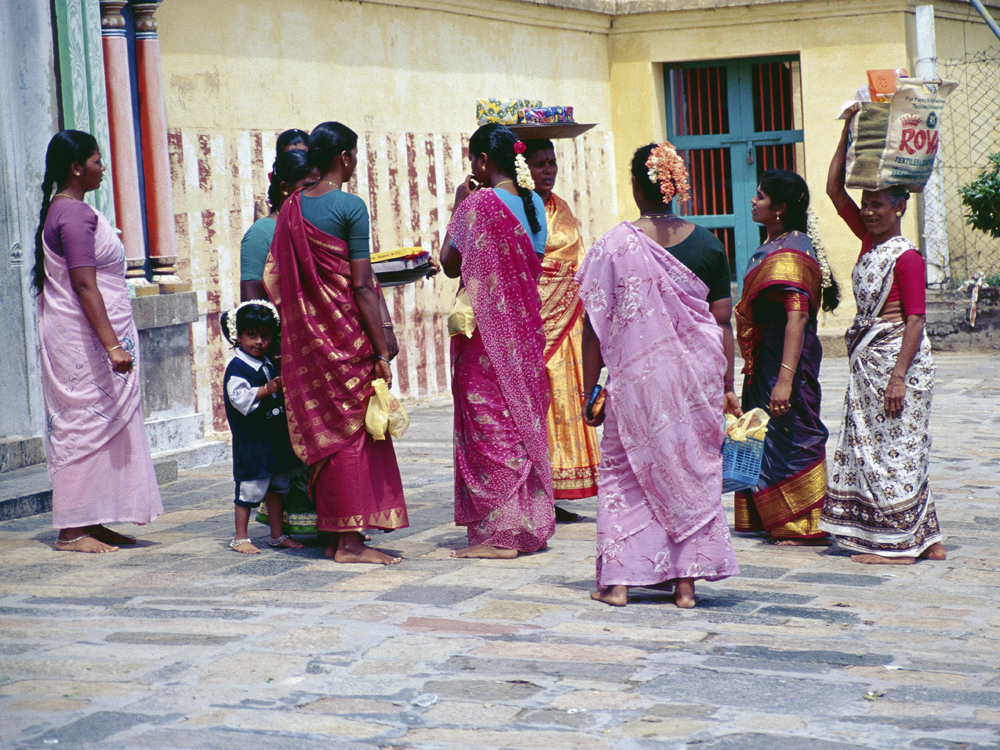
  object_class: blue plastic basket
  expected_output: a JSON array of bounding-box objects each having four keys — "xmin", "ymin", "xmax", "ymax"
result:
[{"xmin": 721, "ymin": 435, "xmax": 765, "ymax": 493}]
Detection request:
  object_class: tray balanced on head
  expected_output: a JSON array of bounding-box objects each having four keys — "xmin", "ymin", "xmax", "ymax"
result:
[{"xmin": 506, "ymin": 123, "xmax": 597, "ymax": 140}]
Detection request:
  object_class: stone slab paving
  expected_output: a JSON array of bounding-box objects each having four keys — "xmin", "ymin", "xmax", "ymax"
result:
[{"xmin": 1, "ymin": 352, "xmax": 998, "ymax": 750}]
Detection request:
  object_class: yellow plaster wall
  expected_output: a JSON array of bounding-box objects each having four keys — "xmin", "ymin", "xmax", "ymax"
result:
[
  {"xmin": 158, "ymin": 0, "xmax": 612, "ymax": 134},
  {"xmin": 608, "ymin": 1, "xmax": 919, "ymax": 325}
]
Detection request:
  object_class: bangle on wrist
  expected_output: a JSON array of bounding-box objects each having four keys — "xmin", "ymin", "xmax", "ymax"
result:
[
  {"xmin": 780, "ymin": 363, "xmax": 796, "ymax": 374},
  {"xmin": 382, "ymin": 323, "xmax": 394, "ymax": 329},
  {"xmin": 376, "ymin": 354, "xmax": 390, "ymax": 363},
  {"xmin": 107, "ymin": 344, "xmax": 123, "ymax": 354}
]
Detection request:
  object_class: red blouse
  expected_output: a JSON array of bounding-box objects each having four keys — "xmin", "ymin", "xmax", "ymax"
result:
[{"xmin": 838, "ymin": 201, "xmax": 926, "ymax": 316}]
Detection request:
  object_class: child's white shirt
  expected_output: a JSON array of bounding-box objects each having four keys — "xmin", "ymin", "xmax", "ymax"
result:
[{"xmin": 226, "ymin": 348, "xmax": 275, "ymax": 417}]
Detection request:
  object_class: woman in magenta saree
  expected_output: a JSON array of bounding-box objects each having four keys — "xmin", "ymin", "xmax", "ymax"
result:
[
  {"xmin": 265, "ymin": 121, "xmax": 407, "ymax": 565},
  {"xmin": 734, "ymin": 170, "xmax": 839, "ymax": 545},
  {"xmin": 442, "ymin": 124, "xmax": 554, "ymax": 559}
]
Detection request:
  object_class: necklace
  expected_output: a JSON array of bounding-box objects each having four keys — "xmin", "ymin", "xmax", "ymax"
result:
[
  {"xmin": 767, "ymin": 230, "xmax": 791, "ymax": 244},
  {"xmin": 639, "ymin": 212, "xmax": 680, "ymax": 220},
  {"xmin": 53, "ymin": 192, "xmax": 77, "ymax": 200},
  {"xmin": 494, "ymin": 179, "xmax": 514, "ymax": 189},
  {"xmin": 318, "ymin": 180, "xmax": 341, "ymax": 190}
]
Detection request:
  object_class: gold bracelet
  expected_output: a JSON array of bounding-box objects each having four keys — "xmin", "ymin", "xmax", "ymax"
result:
[
  {"xmin": 107, "ymin": 345, "xmax": 124, "ymax": 354},
  {"xmin": 780, "ymin": 362, "xmax": 796, "ymax": 374},
  {"xmin": 382, "ymin": 323, "xmax": 394, "ymax": 329}
]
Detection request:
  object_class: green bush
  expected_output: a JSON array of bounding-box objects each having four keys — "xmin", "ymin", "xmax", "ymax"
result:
[{"xmin": 960, "ymin": 153, "xmax": 1000, "ymax": 240}]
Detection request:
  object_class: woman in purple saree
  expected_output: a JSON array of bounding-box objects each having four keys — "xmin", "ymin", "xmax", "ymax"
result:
[
  {"xmin": 442, "ymin": 124, "xmax": 555, "ymax": 559},
  {"xmin": 579, "ymin": 143, "xmax": 740, "ymax": 607}
]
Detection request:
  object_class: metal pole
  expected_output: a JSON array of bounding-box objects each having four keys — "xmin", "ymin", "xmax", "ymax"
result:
[
  {"xmin": 969, "ymin": 0, "xmax": 1000, "ymax": 42},
  {"xmin": 916, "ymin": 5, "xmax": 950, "ymax": 287}
]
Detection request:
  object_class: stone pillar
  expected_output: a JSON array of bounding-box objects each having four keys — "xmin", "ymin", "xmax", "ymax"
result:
[
  {"xmin": 133, "ymin": 0, "xmax": 187, "ymax": 292},
  {"xmin": 99, "ymin": 0, "xmax": 148, "ymax": 282},
  {"xmin": 52, "ymin": 0, "xmax": 116, "ymax": 222}
]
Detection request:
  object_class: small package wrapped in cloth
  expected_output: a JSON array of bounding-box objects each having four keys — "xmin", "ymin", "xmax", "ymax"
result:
[
  {"xmin": 518, "ymin": 106, "xmax": 574, "ymax": 124},
  {"xmin": 724, "ymin": 408, "xmax": 770, "ymax": 442},
  {"xmin": 839, "ymin": 77, "xmax": 958, "ymax": 193},
  {"xmin": 364, "ymin": 378, "xmax": 409, "ymax": 441},
  {"xmin": 476, "ymin": 98, "xmax": 542, "ymax": 126}
]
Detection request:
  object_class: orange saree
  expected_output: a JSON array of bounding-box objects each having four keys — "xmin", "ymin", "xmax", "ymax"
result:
[{"xmin": 539, "ymin": 193, "xmax": 600, "ymax": 500}]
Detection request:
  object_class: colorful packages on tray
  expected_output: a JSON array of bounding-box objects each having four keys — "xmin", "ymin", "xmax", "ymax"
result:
[
  {"xmin": 476, "ymin": 99, "xmax": 542, "ymax": 126},
  {"xmin": 839, "ymin": 76, "xmax": 958, "ymax": 192},
  {"xmin": 518, "ymin": 106, "xmax": 574, "ymax": 124}
]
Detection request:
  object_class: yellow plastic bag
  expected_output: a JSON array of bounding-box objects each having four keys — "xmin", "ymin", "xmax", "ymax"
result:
[
  {"xmin": 447, "ymin": 288, "xmax": 476, "ymax": 338},
  {"xmin": 725, "ymin": 408, "xmax": 770, "ymax": 442},
  {"xmin": 364, "ymin": 378, "xmax": 410, "ymax": 440}
]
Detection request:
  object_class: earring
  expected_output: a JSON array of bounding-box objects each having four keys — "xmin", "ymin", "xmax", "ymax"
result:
[
  {"xmin": 896, "ymin": 212, "xmax": 901, "ymax": 217},
  {"xmin": 74, "ymin": 171, "xmax": 81, "ymax": 177},
  {"xmin": 282, "ymin": 191, "xmax": 289, "ymax": 196}
]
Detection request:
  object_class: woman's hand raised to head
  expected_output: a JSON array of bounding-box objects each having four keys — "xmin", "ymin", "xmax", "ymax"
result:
[{"xmin": 454, "ymin": 175, "xmax": 478, "ymax": 209}]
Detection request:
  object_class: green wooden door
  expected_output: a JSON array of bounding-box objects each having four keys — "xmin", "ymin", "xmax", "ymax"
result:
[{"xmin": 664, "ymin": 56, "xmax": 804, "ymax": 286}]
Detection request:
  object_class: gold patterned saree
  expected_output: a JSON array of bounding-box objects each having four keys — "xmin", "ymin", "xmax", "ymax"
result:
[{"xmin": 539, "ymin": 194, "xmax": 600, "ymax": 500}]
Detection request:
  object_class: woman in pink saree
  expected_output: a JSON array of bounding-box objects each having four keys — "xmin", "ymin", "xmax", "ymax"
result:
[
  {"xmin": 579, "ymin": 143, "xmax": 740, "ymax": 607},
  {"xmin": 34, "ymin": 130, "xmax": 162, "ymax": 553},
  {"xmin": 441, "ymin": 124, "xmax": 555, "ymax": 559}
]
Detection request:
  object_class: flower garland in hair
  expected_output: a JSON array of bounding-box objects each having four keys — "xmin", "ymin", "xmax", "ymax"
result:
[
  {"xmin": 806, "ymin": 208, "xmax": 833, "ymax": 291},
  {"xmin": 645, "ymin": 141, "xmax": 690, "ymax": 204},
  {"xmin": 222, "ymin": 298, "xmax": 281, "ymax": 346},
  {"xmin": 513, "ymin": 141, "xmax": 535, "ymax": 191}
]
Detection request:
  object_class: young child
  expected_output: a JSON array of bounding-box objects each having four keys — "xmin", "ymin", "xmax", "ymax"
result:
[{"xmin": 222, "ymin": 301, "xmax": 304, "ymax": 553}]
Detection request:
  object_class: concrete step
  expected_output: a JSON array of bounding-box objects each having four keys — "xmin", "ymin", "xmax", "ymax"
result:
[{"xmin": 0, "ymin": 439, "xmax": 229, "ymax": 522}]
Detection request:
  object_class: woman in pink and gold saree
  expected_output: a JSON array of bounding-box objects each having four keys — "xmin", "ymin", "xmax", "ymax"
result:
[
  {"xmin": 265, "ymin": 121, "xmax": 407, "ymax": 565},
  {"xmin": 34, "ymin": 130, "xmax": 162, "ymax": 554},
  {"xmin": 579, "ymin": 143, "xmax": 740, "ymax": 607},
  {"xmin": 524, "ymin": 140, "xmax": 601, "ymax": 519},
  {"xmin": 442, "ymin": 124, "xmax": 555, "ymax": 559}
]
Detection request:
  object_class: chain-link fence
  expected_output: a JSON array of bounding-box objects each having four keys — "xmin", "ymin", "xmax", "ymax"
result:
[{"xmin": 937, "ymin": 50, "xmax": 1000, "ymax": 287}]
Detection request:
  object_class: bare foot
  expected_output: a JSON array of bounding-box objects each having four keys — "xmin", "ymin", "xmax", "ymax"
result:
[
  {"xmin": 919, "ymin": 542, "xmax": 947, "ymax": 560},
  {"xmin": 269, "ymin": 536, "xmax": 304, "ymax": 550},
  {"xmin": 590, "ymin": 585, "xmax": 627, "ymax": 606},
  {"xmin": 674, "ymin": 578, "xmax": 697, "ymax": 608},
  {"xmin": 773, "ymin": 537, "xmax": 832, "ymax": 547},
  {"xmin": 850, "ymin": 554, "xmax": 915, "ymax": 565},
  {"xmin": 55, "ymin": 535, "xmax": 118, "ymax": 554},
  {"xmin": 88, "ymin": 525, "xmax": 137, "ymax": 545},
  {"xmin": 231, "ymin": 540, "xmax": 261, "ymax": 554},
  {"xmin": 333, "ymin": 531, "xmax": 401, "ymax": 565},
  {"xmin": 450, "ymin": 544, "xmax": 518, "ymax": 559}
]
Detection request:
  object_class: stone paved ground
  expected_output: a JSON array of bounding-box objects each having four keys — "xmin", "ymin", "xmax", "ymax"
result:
[{"xmin": 1, "ymin": 351, "xmax": 999, "ymax": 750}]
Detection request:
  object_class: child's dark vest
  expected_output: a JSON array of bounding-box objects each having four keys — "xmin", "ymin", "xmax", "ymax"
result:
[{"xmin": 223, "ymin": 356, "xmax": 301, "ymax": 481}]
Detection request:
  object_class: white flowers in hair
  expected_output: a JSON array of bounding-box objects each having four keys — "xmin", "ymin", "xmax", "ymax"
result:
[
  {"xmin": 514, "ymin": 153, "xmax": 535, "ymax": 191},
  {"xmin": 224, "ymin": 298, "xmax": 281, "ymax": 345},
  {"xmin": 647, "ymin": 155, "xmax": 659, "ymax": 185},
  {"xmin": 806, "ymin": 208, "xmax": 833, "ymax": 290}
]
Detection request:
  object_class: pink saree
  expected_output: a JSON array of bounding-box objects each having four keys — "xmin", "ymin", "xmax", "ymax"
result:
[
  {"xmin": 449, "ymin": 189, "xmax": 554, "ymax": 552},
  {"xmin": 39, "ymin": 204, "xmax": 162, "ymax": 529},
  {"xmin": 576, "ymin": 222, "xmax": 739, "ymax": 587},
  {"xmin": 265, "ymin": 192, "xmax": 407, "ymax": 533}
]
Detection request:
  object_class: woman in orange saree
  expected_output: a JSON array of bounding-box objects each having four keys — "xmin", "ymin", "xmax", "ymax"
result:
[
  {"xmin": 524, "ymin": 140, "xmax": 601, "ymax": 519},
  {"xmin": 265, "ymin": 121, "xmax": 407, "ymax": 565}
]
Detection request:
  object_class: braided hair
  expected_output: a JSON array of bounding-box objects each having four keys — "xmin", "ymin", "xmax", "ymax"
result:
[
  {"xmin": 267, "ymin": 149, "xmax": 313, "ymax": 214},
  {"xmin": 758, "ymin": 169, "xmax": 809, "ymax": 233},
  {"xmin": 469, "ymin": 124, "xmax": 541, "ymax": 234},
  {"xmin": 308, "ymin": 121, "xmax": 358, "ymax": 173},
  {"xmin": 276, "ymin": 128, "xmax": 309, "ymax": 154},
  {"xmin": 32, "ymin": 130, "xmax": 99, "ymax": 294},
  {"xmin": 758, "ymin": 169, "xmax": 841, "ymax": 312}
]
